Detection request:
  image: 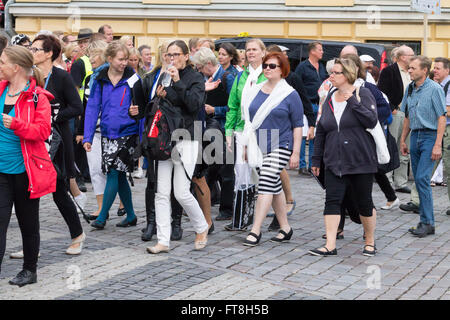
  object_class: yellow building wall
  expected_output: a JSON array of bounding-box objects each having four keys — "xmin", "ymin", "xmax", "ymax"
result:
[{"xmin": 14, "ymin": 17, "xmax": 450, "ymax": 58}]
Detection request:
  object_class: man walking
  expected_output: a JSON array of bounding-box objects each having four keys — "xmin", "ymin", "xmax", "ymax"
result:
[
  {"xmin": 378, "ymin": 45, "xmax": 415, "ymax": 194},
  {"xmin": 433, "ymin": 57, "xmax": 450, "ymax": 215},
  {"xmin": 295, "ymin": 41, "xmax": 327, "ymax": 175},
  {"xmin": 400, "ymin": 56, "xmax": 446, "ymax": 237}
]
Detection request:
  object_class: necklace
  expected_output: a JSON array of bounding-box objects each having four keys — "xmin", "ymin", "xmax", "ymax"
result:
[{"xmin": 7, "ymin": 80, "xmax": 30, "ymax": 98}]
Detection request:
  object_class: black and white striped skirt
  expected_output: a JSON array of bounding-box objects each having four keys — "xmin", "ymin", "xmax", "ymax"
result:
[{"xmin": 257, "ymin": 148, "xmax": 292, "ymax": 195}]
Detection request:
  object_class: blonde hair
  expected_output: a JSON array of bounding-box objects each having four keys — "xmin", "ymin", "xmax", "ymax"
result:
[
  {"xmin": 120, "ymin": 35, "xmax": 134, "ymax": 46},
  {"xmin": 86, "ymin": 40, "xmax": 108, "ymax": 57},
  {"xmin": 153, "ymin": 41, "xmax": 169, "ymax": 70},
  {"xmin": 104, "ymin": 40, "xmax": 129, "ymax": 61},
  {"xmin": 245, "ymin": 38, "xmax": 266, "ymax": 65},
  {"xmin": 3, "ymin": 46, "xmax": 44, "ymax": 87},
  {"xmin": 191, "ymin": 47, "xmax": 217, "ymax": 67},
  {"xmin": 64, "ymin": 43, "xmax": 79, "ymax": 60},
  {"xmin": 335, "ymin": 58, "xmax": 358, "ymax": 84}
]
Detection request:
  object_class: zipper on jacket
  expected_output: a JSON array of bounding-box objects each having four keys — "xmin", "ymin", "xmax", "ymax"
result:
[
  {"xmin": 120, "ymin": 87, "xmax": 126, "ymax": 106},
  {"xmin": 17, "ymin": 93, "xmax": 34, "ymax": 192}
]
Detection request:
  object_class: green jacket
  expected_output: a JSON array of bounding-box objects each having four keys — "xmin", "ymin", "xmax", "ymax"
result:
[{"xmin": 225, "ymin": 67, "xmax": 266, "ymax": 137}]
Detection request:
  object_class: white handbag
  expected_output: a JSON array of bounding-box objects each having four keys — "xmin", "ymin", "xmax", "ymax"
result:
[{"xmin": 355, "ymin": 87, "xmax": 390, "ymax": 165}]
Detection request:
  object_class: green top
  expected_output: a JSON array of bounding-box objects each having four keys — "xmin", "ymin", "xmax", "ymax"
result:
[{"xmin": 224, "ymin": 67, "xmax": 266, "ymax": 137}]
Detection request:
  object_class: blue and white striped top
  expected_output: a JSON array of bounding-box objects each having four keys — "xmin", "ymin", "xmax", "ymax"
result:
[{"xmin": 400, "ymin": 78, "xmax": 446, "ymax": 130}]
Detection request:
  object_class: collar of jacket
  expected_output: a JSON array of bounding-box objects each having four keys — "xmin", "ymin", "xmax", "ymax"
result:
[
  {"xmin": 96, "ymin": 65, "xmax": 136, "ymax": 85},
  {"xmin": 0, "ymin": 77, "xmax": 54, "ymax": 101}
]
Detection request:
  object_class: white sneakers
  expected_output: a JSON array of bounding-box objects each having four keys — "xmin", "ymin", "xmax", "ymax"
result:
[
  {"xmin": 10, "ymin": 250, "xmax": 41, "ymax": 259},
  {"xmin": 132, "ymin": 167, "xmax": 144, "ymax": 179},
  {"xmin": 74, "ymin": 192, "xmax": 87, "ymax": 213},
  {"xmin": 381, "ymin": 198, "xmax": 400, "ymax": 210},
  {"xmin": 66, "ymin": 232, "xmax": 86, "ymax": 255}
]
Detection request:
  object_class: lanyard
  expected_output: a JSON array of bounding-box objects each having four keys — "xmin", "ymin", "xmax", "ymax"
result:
[{"xmin": 44, "ymin": 71, "xmax": 52, "ymax": 90}]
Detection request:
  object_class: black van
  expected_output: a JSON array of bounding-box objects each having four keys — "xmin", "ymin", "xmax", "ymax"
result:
[{"xmin": 215, "ymin": 37, "xmax": 388, "ymax": 72}]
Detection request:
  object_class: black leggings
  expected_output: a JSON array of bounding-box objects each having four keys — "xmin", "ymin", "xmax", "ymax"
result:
[
  {"xmin": 0, "ymin": 172, "xmax": 40, "ymax": 273},
  {"xmin": 52, "ymin": 178, "xmax": 83, "ymax": 239}
]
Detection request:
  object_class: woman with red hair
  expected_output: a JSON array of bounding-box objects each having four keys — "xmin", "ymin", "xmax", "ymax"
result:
[{"xmin": 241, "ymin": 52, "xmax": 303, "ymax": 246}]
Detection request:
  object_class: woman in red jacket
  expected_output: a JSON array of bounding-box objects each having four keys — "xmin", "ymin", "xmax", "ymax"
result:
[{"xmin": 0, "ymin": 46, "xmax": 56, "ymax": 287}]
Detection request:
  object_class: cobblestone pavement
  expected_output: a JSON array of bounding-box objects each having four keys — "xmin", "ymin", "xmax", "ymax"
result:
[{"xmin": 1, "ymin": 170, "xmax": 449, "ymax": 300}]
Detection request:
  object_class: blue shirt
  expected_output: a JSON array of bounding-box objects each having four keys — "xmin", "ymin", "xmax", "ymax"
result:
[
  {"xmin": 400, "ymin": 78, "xmax": 446, "ymax": 131},
  {"xmin": 0, "ymin": 89, "xmax": 25, "ymax": 174},
  {"xmin": 249, "ymin": 90, "xmax": 303, "ymax": 154}
]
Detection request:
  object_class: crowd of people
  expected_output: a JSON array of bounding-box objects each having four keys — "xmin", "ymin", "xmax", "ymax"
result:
[{"xmin": 0, "ymin": 24, "xmax": 448, "ymax": 287}]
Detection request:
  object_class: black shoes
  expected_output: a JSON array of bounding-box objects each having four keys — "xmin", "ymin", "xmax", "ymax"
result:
[
  {"xmin": 243, "ymin": 232, "xmax": 262, "ymax": 247},
  {"xmin": 268, "ymin": 216, "xmax": 280, "ymax": 232},
  {"xmin": 322, "ymin": 230, "xmax": 344, "ymax": 240},
  {"xmin": 116, "ymin": 217, "xmax": 137, "ymax": 227},
  {"xmin": 363, "ymin": 244, "xmax": 377, "ymax": 257},
  {"xmin": 400, "ymin": 202, "xmax": 420, "ymax": 214},
  {"xmin": 270, "ymin": 228, "xmax": 293, "ymax": 243},
  {"xmin": 395, "ymin": 186, "xmax": 411, "ymax": 194},
  {"xmin": 76, "ymin": 176, "xmax": 87, "ymax": 193},
  {"xmin": 298, "ymin": 167, "xmax": 310, "ymax": 176},
  {"xmin": 224, "ymin": 223, "xmax": 247, "ymax": 231},
  {"xmin": 117, "ymin": 207, "xmax": 126, "ymax": 217},
  {"xmin": 308, "ymin": 247, "xmax": 337, "ymax": 256},
  {"xmin": 9, "ymin": 269, "xmax": 37, "ymax": 287},
  {"xmin": 208, "ymin": 222, "xmax": 215, "ymax": 235},
  {"xmin": 142, "ymin": 223, "xmax": 156, "ymax": 241},
  {"xmin": 91, "ymin": 220, "xmax": 106, "ymax": 229},
  {"xmin": 447, "ymin": 209, "xmax": 450, "ymax": 216},
  {"xmin": 409, "ymin": 222, "xmax": 435, "ymax": 238},
  {"xmin": 216, "ymin": 212, "xmax": 232, "ymax": 221}
]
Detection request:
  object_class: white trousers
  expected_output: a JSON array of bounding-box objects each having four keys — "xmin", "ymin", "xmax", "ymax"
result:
[
  {"xmin": 86, "ymin": 133, "xmax": 106, "ymax": 196},
  {"xmin": 155, "ymin": 140, "xmax": 208, "ymax": 247}
]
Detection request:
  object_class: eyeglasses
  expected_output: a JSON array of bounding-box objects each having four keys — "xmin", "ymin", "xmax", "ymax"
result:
[
  {"xmin": 167, "ymin": 53, "xmax": 182, "ymax": 59},
  {"xmin": 330, "ymin": 71, "xmax": 344, "ymax": 75},
  {"xmin": 262, "ymin": 63, "xmax": 280, "ymax": 70},
  {"xmin": 29, "ymin": 47, "xmax": 45, "ymax": 54}
]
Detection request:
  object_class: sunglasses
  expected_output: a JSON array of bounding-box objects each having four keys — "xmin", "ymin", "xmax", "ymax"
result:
[{"xmin": 262, "ymin": 63, "xmax": 280, "ymax": 70}]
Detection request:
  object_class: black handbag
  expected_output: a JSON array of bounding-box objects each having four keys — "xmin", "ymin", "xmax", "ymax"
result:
[{"xmin": 230, "ymin": 183, "xmax": 256, "ymax": 230}]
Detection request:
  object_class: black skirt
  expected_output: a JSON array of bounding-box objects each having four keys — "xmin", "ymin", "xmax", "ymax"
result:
[{"xmin": 101, "ymin": 135, "xmax": 138, "ymax": 174}]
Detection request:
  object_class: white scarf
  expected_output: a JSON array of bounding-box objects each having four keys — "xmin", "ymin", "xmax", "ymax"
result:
[
  {"xmin": 242, "ymin": 79, "xmax": 295, "ymax": 167},
  {"xmin": 241, "ymin": 64, "xmax": 263, "ymax": 119}
]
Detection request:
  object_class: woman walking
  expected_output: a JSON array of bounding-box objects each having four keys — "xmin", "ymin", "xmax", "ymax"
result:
[
  {"xmin": 310, "ymin": 58, "xmax": 378, "ymax": 257},
  {"xmin": 241, "ymin": 52, "xmax": 303, "ymax": 246},
  {"xmin": 0, "ymin": 46, "xmax": 56, "ymax": 286},
  {"xmin": 83, "ymin": 41, "xmax": 145, "ymax": 229},
  {"xmin": 132, "ymin": 40, "xmax": 208, "ymax": 253},
  {"xmin": 29, "ymin": 34, "xmax": 86, "ymax": 254}
]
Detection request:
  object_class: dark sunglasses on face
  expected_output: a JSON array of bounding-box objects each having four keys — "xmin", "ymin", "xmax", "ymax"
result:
[{"xmin": 262, "ymin": 63, "xmax": 280, "ymax": 70}]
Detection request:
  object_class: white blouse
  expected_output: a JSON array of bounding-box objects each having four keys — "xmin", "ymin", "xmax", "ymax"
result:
[{"xmin": 331, "ymin": 92, "xmax": 347, "ymax": 130}]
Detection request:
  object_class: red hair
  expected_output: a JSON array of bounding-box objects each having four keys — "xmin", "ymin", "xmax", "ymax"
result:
[{"xmin": 262, "ymin": 52, "xmax": 290, "ymax": 78}]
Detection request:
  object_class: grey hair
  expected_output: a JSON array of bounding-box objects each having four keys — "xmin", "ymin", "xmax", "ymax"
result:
[{"xmin": 191, "ymin": 47, "xmax": 218, "ymax": 67}]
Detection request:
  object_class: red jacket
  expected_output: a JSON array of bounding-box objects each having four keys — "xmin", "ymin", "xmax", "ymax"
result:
[{"xmin": 0, "ymin": 78, "xmax": 57, "ymax": 199}]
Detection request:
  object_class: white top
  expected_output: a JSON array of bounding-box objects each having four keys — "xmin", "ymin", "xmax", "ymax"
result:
[{"xmin": 332, "ymin": 92, "xmax": 347, "ymax": 130}]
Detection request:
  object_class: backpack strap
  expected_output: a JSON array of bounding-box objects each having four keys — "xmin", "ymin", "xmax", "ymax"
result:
[
  {"xmin": 444, "ymin": 81, "xmax": 450, "ymax": 97},
  {"xmin": 404, "ymin": 82, "xmax": 415, "ymax": 118}
]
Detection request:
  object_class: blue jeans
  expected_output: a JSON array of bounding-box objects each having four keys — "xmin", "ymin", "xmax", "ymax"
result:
[
  {"xmin": 410, "ymin": 129, "xmax": 437, "ymax": 226},
  {"xmin": 299, "ymin": 103, "xmax": 319, "ymax": 169}
]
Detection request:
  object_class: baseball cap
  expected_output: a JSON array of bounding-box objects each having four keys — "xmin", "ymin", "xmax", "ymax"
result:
[{"xmin": 360, "ymin": 54, "xmax": 375, "ymax": 62}]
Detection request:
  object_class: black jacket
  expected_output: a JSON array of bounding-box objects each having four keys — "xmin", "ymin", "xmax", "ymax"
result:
[
  {"xmin": 138, "ymin": 65, "xmax": 205, "ymax": 139},
  {"xmin": 285, "ymin": 72, "xmax": 316, "ymax": 127},
  {"xmin": 377, "ymin": 62, "xmax": 404, "ymax": 111},
  {"xmin": 312, "ymin": 87, "xmax": 378, "ymax": 177}
]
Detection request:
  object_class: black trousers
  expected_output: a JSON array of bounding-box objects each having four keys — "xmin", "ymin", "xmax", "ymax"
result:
[
  {"xmin": 206, "ymin": 162, "xmax": 235, "ymax": 216},
  {"xmin": 52, "ymin": 178, "xmax": 83, "ymax": 239},
  {"xmin": 374, "ymin": 170, "xmax": 397, "ymax": 202},
  {"xmin": 0, "ymin": 172, "xmax": 40, "ymax": 273}
]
